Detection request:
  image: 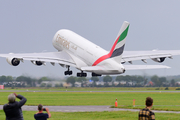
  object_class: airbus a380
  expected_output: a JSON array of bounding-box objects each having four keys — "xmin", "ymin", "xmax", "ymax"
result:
[{"xmin": 0, "ymin": 21, "xmax": 180, "ymax": 77}]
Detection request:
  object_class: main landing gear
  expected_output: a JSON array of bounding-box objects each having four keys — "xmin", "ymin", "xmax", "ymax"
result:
[
  {"xmin": 77, "ymin": 71, "xmax": 87, "ymax": 77},
  {"xmin": 92, "ymin": 72, "xmax": 101, "ymax": 77},
  {"xmin": 64, "ymin": 66, "xmax": 73, "ymax": 75}
]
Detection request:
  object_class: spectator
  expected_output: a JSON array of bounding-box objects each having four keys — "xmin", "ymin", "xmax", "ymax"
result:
[
  {"xmin": 34, "ymin": 104, "xmax": 51, "ymax": 120},
  {"xmin": 3, "ymin": 93, "xmax": 27, "ymax": 120},
  {"xmin": 139, "ymin": 97, "xmax": 155, "ymax": 120}
]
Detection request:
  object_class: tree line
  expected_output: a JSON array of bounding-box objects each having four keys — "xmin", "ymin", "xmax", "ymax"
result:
[
  {"xmin": 66, "ymin": 75, "xmax": 178, "ymax": 87},
  {"xmin": 0, "ymin": 75, "xmax": 179, "ymax": 87},
  {"xmin": 0, "ymin": 75, "xmax": 53, "ymax": 87}
]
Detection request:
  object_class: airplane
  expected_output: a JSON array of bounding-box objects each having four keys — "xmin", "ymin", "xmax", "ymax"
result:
[{"xmin": 0, "ymin": 21, "xmax": 180, "ymax": 77}]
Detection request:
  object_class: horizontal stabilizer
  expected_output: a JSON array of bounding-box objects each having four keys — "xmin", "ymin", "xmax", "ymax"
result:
[{"xmin": 124, "ymin": 65, "xmax": 170, "ymax": 70}]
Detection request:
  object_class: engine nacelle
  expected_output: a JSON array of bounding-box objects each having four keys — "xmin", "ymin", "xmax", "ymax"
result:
[
  {"xmin": 152, "ymin": 57, "xmax": 166, "ymax": 63},
  {"xmin": 6, "ymin": 57, "xmax": 20, "ymax": 66},
  {"xmin": 31, "ymin": 61, "xmax": 44, "ymax": 66}
]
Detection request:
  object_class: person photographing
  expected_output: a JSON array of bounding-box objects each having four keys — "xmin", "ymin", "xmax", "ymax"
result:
[
  {"xmin": 3, "ymin": 93, "xmax": 27, "ymax": 120},
  {"xmin": 34, "ymin": 104, "xmax": 51, "ymax": 120}
]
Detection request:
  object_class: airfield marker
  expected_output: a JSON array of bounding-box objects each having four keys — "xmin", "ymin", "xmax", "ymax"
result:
[
  {"xmin": 115, "ymin": 98, "xmax": 118, "ymax": 107},
  {"xmin": 133, "ymin": 99, "xmax": 135, "ymax": 107}
]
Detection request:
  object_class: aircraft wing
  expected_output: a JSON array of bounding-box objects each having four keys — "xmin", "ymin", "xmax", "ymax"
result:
[
  {"xmin": 0, "ymin": 51, "xmax": 77, "ymax": 67},
  {"xmin": 122, "ymin": 50, "xmax": 180, "ymax": 62}
]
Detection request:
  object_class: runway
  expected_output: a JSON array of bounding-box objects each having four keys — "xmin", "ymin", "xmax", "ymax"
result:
[{"xmin": 0, "ymin": 105, "xmax": 180, "ymax": 114}]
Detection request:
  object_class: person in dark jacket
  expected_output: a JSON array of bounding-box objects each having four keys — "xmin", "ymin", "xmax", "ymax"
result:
[
  {"xmin": 3, "ymin": 93, "xmax": 27, "ymax": 120},
  {"xmin": 34, "ymin": 104, "xmax": 51, "ymax": 120}
]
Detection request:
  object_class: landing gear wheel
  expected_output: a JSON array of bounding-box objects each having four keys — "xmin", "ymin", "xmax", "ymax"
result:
[
  {"xmin": 77, "ymin": 72, "xmax": 87, "ymax": 77},
  {"xmin": 64, "ymin": 66, "xmax": 73, "ymax": 75},
  {"xmin": 92, "ymin": 72, "xmax": 101, "ymax": 76},
  {"xmin": 64, "ymin": 71, "xmax": 73, "ymax": 75}
]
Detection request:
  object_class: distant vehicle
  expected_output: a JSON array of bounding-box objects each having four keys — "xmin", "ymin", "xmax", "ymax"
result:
[{"xmin": 0, "ymin": 21, "xmax": 179, "ymax": 77}]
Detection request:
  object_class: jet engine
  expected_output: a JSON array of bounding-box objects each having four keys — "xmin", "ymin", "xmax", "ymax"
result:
[
  {"xmin": 31, "ymin": 61, "xmax": 45, "ymax": 66},
  {"xmin": 151, "ymin": 57, "xmax": 166, "ymax": 63},
  {"xmin": 6, "ymin": 57, "xmax": 20, "ymax": 66}
]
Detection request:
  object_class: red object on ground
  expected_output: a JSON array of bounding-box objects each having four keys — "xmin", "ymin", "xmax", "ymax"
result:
[
  {"xmin": 115, "ymin": 98, "xmax": 118, "ymax": 107},
  {"xmin": 0, "ymin": 85, "xmax": 4, "ymax": 89},
  {"xmin": 133, "ymin": 99, "xmax": 135, "ymax": 106}
]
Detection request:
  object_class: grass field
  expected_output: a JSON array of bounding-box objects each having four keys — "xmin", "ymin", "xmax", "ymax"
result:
[
  {"xmin": 1, "ymin": 88, "xmax": 180, "ymax": 119},
  {"xmin": 1, "ymin": 91, "xmax": 180, "ymax": 111}
]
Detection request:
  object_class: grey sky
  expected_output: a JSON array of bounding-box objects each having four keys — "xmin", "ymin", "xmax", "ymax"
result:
[{"xmin": 0, "ymin": 1, "xmax": 180, "ymax": 78}]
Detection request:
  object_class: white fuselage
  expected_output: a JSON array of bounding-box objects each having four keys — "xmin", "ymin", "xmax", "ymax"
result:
[{"xmin": 52, "ymin": 29, "xmax": 125, "ymax": 74}]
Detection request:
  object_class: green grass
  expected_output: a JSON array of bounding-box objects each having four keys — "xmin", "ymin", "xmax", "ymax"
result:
[
  {"xmin": 1, "ymin": 110, "xmax": 180, "ymax": 120},
  {"xmin": 1, "ymin": 92, "xmax": 180, "ymax": 111},
  {"xmin": 1, "ymin": 89, "xmax": 180, "ymax": 119}
]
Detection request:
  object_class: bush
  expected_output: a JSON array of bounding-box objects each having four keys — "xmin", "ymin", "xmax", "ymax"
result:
[
  {"xmin": 176, "ymin": 88, "xmax": 180, "ymax": 90},
  {"xmin": 40, "ymin": 83, "xmax": 46, "ymax": 87},
  {"xmin": 155, "ymin": 88, "xmax": 160, "ymax": 90},
  {"xmin": 55, "ymin": 84, "xmax": 60, "ymax": 87},
  {"xmin": 165, "ymin": 87, "xmax": 169, "ymax": 90},
  {"xmin": 46, "ymin": 84, "xmax": 52, "ymax": 87}
]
